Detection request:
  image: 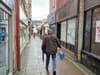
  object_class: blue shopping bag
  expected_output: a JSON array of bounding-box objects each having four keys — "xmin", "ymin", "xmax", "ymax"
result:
[{"xmin": 59, "ymin": 52, "xmax": 65, "ymax": 60}]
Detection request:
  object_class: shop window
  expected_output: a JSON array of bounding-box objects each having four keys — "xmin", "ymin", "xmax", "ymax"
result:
[
  {"xmin": 91, "ymin": 7, "xmax": 100, "ymax": 56},
  {"xmin": 61, "ymin": 21, "xmax": 67, "ymax": 42},
  {"xmin": 0, "ymin": 9, "xmax": 9, "ymax": 69},
  {"xmin": 83, "ymin": 10, "xmax": 92, "ymax": 51},
  {"xmin": 67, "ymin": 18, "xmax": 76, "ymax": 45}
]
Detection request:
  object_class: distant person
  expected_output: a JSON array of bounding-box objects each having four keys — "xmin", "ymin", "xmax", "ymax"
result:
[
  {"xmin": 42, "ymin": 29, "xmax": 61, "ymax": 75},
  {"xmin": 32, "ymin": 32, "xmax": 35, "ymax": 38}
]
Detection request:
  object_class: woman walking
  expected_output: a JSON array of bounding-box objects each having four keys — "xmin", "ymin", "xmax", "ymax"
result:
[{"xmin": 42, "ymin": 29, "xmax": 61, "ymax": 75}]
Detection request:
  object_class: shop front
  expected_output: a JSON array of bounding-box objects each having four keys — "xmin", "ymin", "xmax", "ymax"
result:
[
  {"xmin": 81, "ymin": 0, "xmax": 100, "ymax": 74},
  {"xmin": 0, "ymin": 0, "xmax": 13, "ymax": 75},
  {"xmin": 20, "ymin": 6, "xmax": 28, "ymax": 54},
  {"xmin": 56, "ymin": 0, "xmax": 78, "ymax": 59}
]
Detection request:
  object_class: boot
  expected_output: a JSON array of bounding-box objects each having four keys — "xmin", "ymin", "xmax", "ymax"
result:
[
  {"xmin": 53, "ymin": 71, "xmax": 56, "ymax": 75},
  {"xmin": 46, "ymin": 70, "xmax": 50, "ymax": 75}
]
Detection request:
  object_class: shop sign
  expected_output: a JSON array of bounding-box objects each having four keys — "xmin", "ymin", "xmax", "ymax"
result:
[
  {"xmin": 48, "ymin": 14, "xmax": 55, "ymax": 25},
  {"xmin": 95, "ymin": 21, "xmax": 100, "ymax": 43},
  {"xmin": 2, "ymin": 0, "xmax": 15, "ymax": 9}
]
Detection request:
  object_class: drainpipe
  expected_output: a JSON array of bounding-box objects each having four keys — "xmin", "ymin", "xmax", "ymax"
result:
[{"xmin": 16, "ymin": 0, "xmax": 20, "ymax": 70}]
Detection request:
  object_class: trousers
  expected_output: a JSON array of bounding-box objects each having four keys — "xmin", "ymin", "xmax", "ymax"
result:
[{"xmin": 46, "ymin": 54, "xmax": 56, "ymax": 71}]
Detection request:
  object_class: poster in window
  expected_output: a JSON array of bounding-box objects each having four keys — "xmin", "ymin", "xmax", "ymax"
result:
[
  {"xmin": 67, "ymin": 18, "xmax": 76, "ymax": 45},
  {"xmin": 95, "ymin": 21, "xmax": 100, "ymax": 43}
]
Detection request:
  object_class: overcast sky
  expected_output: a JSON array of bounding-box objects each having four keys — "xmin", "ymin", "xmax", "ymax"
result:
[{"xmin": 32, "ymin": 0, "xmax": 49, "ymax": 20}]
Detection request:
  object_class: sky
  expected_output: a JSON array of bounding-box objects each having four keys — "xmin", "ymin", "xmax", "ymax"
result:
[{"xmin": 32, "ymin": 0, "xmax": 49, "ymax": 20}]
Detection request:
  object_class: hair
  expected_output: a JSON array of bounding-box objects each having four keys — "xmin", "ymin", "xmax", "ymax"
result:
[{"xmin": 48, "ymin": 29, "xmax": 53, "ymax": 35}]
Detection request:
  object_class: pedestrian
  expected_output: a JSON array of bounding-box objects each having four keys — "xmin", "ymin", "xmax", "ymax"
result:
[
  {"xmin": 32, "ymin": 32, "xmax": 35, "ymax": 38},
  {"xmin": 42, "ymin": 29, "xmax": 61, "ymax": 75}
]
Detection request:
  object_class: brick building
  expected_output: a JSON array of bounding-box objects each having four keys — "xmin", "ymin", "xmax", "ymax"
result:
[
  {"xmin": 79, "ymin": 0, "xmax": 100, "ymax": 74},
  {"xmin": 56, "ymin": 0, "xmax": 79, "ymax": 61},
  {"xmin": 54, "ymin": 0, "xmax": 100, "ymax": 74}
]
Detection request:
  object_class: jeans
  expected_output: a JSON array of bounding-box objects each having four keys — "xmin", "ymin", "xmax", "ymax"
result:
[{"xmin": 46, "ymin": 54, "xmax": 56, "ymax": 71}]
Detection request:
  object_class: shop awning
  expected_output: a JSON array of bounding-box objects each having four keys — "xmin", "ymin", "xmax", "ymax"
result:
[{"xmin": 0, "ymin": 1, "xmax": 12, "ymax": 15}]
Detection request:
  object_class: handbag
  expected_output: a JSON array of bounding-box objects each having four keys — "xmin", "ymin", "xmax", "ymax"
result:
[
  {"xmin": 57, "ymin": 48, "xmax": 65, "ymax": 60},
  {"xmin": 59, "ymin": 51, "xmax": 65, "ymax": 60}
]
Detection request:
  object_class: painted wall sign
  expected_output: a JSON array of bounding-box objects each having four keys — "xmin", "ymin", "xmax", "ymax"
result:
[
  {"xmin": 56, "ymin": 0, "xmax": 67, "ymax": 9},
  {"xmin": 95, "ymin": 21, "xmax": 100, "ymax": 43}
]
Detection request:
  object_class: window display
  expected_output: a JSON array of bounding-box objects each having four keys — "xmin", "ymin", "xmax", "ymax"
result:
[
  {"xmin": 0, "ymin": 9, "xmax": 9, "ymax": 69},
  {"xmin": 67, "ymin": 18, "xmax": 76, "ymax": 45},
  {"xmin": 61, "ymin": 21, "xmax": 66, "ymax": 42}
]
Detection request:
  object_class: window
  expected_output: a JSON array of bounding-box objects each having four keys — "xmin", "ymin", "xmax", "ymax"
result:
[
  {"xmin": 91, "ymin": 7, "xmax": 100, "ymax": 56},
  {"xmin": 61, "ymin": 21, "xmax": 67, "ymax": 42},
  {"xmin": 83, "ymin": 10, "xmax": 92, "ymax": 51},
  {"xmin": 67, "ymin": 18, "xmax": 76, "ymax": 45},
  {"xmin": 0, "ymin": 9, "xmax": 9, "ymax": 68},
  {"xmin": 83, "ymin": 7, "xmax": 100, "ymax": 56}
]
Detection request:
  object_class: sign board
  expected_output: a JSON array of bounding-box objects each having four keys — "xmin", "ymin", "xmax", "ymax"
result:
[
  {"xmin": 95, "ymin": 21, "xmax": 100, "ymax": 43},
  {"xmin": 48, "ymin": 13, "xmax": 55, "ymax": 25}
]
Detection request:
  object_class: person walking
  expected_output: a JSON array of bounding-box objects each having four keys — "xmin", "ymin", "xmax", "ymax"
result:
[
  {"xmin": 42, "ymin": 29, "xmax": 61, "ymax": 75},
  {"xmin": 32, "ymin": 32, "xmax": 35, "ymax": 38}
]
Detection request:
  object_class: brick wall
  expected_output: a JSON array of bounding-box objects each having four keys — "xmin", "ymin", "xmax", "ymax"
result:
[{"xmin": 85, "ymin": 0, "xmax": 100, "ymax": 10}]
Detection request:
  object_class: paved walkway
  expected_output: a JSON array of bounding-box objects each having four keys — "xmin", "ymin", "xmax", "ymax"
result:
[{"xmin": 16, "ymin": 36, "xmax": 85, "ymax": 75}]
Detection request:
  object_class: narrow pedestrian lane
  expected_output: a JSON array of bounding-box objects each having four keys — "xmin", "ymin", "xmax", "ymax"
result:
[{"xmin": 16, "ymin": 36, "xmax": 85, "ymax": 75}]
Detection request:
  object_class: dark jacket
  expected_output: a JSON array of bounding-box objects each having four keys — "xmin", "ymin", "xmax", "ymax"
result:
[{"xmin": 42, "ymin": 34, "xmax": 61, "ymax": 55}]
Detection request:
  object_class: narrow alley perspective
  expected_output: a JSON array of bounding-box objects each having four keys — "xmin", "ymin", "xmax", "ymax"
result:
[
  {"xmin": 0, "ymin": 0, "xmax": 100, "ymax": 75},
  {"xmin": 16, "ymin": 36, "xmax": 85, "ymax": 75}
]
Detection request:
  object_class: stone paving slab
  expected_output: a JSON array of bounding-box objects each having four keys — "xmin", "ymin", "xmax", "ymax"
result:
[{"xmin": 16, "ymin": 37, "xmax": 85, "ymax": 75}]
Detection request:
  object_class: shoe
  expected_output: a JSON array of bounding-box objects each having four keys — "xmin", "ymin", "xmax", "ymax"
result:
[
  {"xmin": 53, "ymin": 71, "xmax": 56, "ymax": 75},
  {"xmin": 46, "ymin": 70, "xmax": 50, "ymax": 75}
]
